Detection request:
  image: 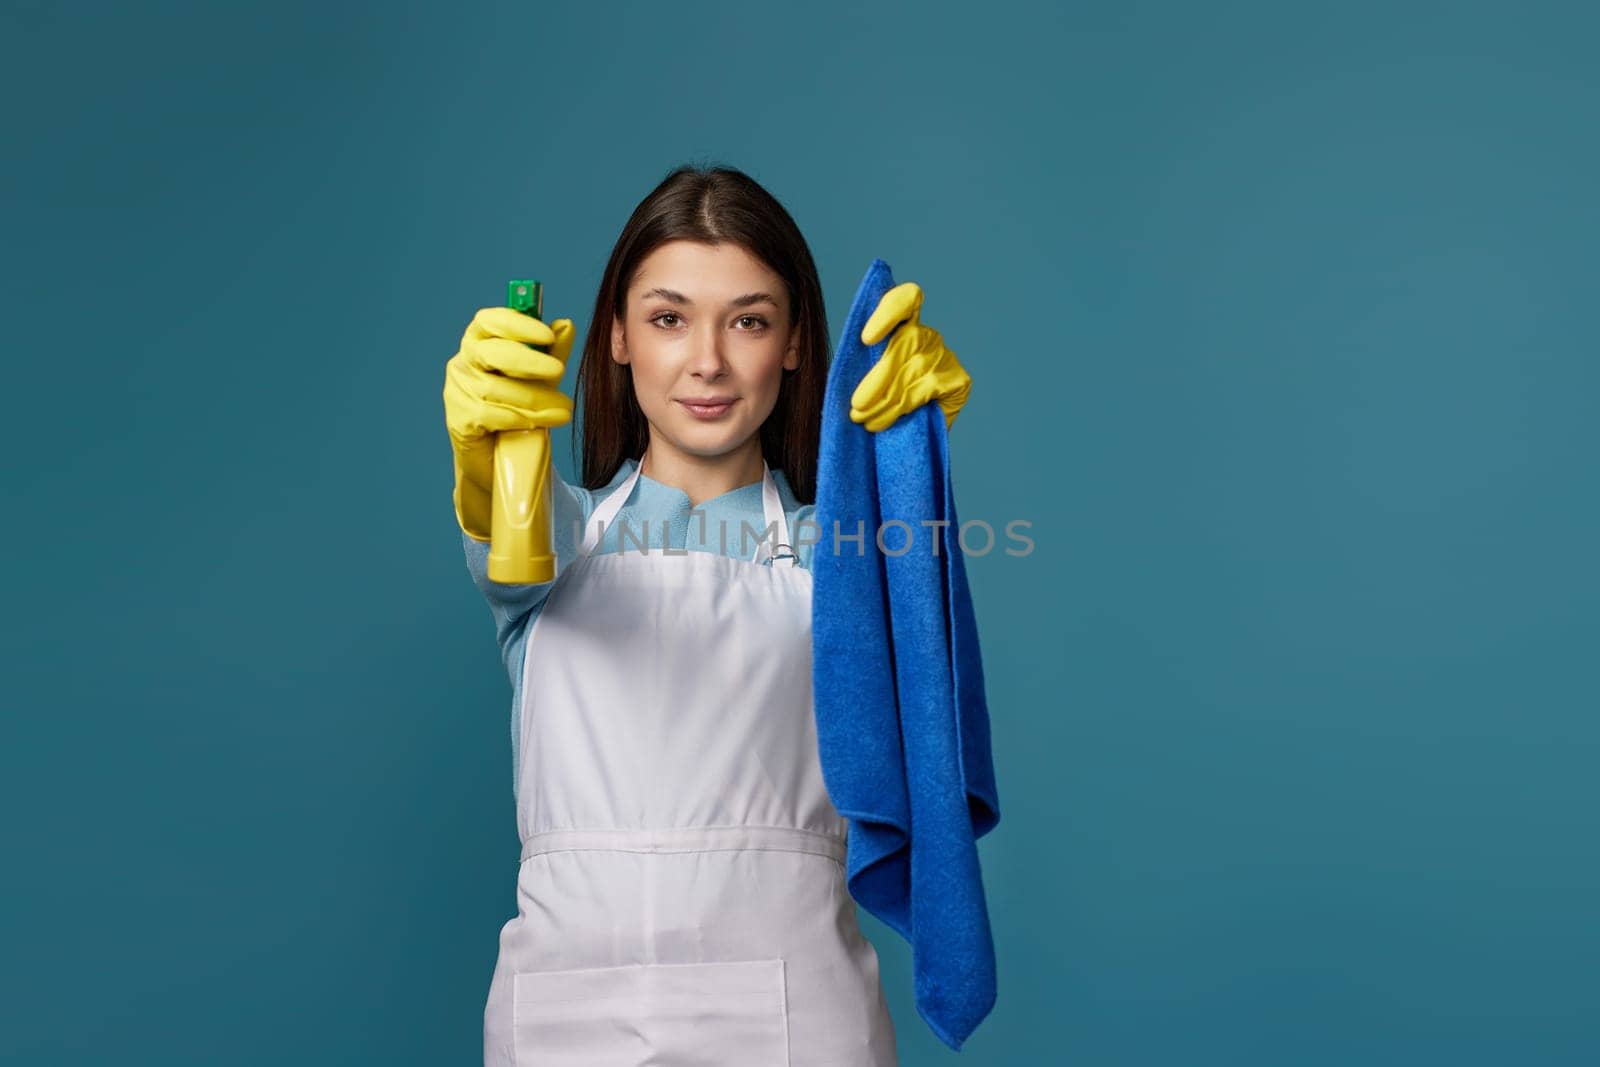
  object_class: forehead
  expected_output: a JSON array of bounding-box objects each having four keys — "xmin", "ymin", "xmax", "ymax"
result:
[{"xmin": 630, "ymin": 240, "xmax": 785, "ymax": 301}]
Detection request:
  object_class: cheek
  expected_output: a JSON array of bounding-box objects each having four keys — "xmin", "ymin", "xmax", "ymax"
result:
[
  {"xmin": 756, "ymin": 341, "xmax": 793, "ymax": 387},
  {"xmin": 625, "ymin": 340, "xmax": 672, "ymax": 388},
  {"xmin": 741, "ymin": 360, "xmax": 788, "ymax": 413}
]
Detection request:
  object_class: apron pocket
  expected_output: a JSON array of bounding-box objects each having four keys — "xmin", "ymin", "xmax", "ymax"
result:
[{"xmin": 513, "ymin": 957, "xmax": 791, "ymax": 1066}]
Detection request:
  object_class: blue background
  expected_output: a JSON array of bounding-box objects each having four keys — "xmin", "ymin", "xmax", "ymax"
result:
[{"xmin": 4, "ymin": 1, "xmax": 1595, "ymax": 1063}]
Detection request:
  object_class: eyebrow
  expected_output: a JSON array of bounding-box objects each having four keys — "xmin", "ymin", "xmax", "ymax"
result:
[{"xmin": 638, "ymin": 287, "xmax": 779, "ymax": 309}]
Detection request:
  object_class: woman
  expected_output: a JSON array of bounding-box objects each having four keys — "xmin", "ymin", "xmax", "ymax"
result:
[{"xmin": 443, "ymin": 164, "xmax": 970, "ymax": 1066}]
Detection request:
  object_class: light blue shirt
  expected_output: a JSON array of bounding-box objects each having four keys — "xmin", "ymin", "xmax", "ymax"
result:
[{"xmin": 461, "ymin": 456, "xmax": 817, "ymax": 798}]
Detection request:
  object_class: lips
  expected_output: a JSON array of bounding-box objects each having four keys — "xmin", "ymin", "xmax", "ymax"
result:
[{"xmin": 677, "ymin": 397, "xmax": 738, "ymax": 419}]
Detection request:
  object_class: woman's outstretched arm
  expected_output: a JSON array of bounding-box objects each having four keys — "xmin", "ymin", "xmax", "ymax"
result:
[{"xmin": 460, "ymin": 464, "xmax": 595, "ymax": 672}]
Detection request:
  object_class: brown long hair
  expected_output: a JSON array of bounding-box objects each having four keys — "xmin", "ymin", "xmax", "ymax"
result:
[{"xmin": 572, "ymin": 164, "xmax": 829, "ymax": 503}]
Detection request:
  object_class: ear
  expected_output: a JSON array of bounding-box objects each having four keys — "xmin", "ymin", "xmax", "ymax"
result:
[
  {"xmin": 611, "ymin": 317, "xmax": 628, "ymax": 365},
  {"xmin": 782, "ymin": 326, "xmax": 800, "ymax": 371}
]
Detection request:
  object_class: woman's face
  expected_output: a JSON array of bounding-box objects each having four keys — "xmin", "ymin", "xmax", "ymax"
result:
[{"xmin": 612, "ymin": 239, "xmax": 799, "ymax": 463}]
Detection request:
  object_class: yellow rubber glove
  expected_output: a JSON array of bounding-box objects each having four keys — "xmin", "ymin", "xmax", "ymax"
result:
[
  {"xmin": 443, "ymin": 307, "xmax": 576, "ymax": 541},
  {"xmin": 850, "ymin": 281, "xmax": 971, "ymax": 433}
]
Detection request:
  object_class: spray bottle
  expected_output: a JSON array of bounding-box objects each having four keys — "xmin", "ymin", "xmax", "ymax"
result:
[{"xmin": 487, "ymin": 279, "xmax": 557, "ymax": 584}]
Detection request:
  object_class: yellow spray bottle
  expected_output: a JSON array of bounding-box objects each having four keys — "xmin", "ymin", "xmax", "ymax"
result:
[{"xmin": 487, "ymin": 279, "xmax": 557, "ymax": 584}]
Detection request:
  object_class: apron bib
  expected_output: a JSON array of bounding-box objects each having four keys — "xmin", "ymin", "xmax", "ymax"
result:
[{"xmin": 482, "ymin": 454, "xmax": 898, "ymax": 1066}]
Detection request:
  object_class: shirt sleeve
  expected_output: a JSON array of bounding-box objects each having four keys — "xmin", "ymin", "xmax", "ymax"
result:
[{"xmin": 460, "ymin": 464, "xmax": 593, "ymax": 673}]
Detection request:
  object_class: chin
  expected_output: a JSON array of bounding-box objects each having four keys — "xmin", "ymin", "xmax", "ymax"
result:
[{"xmin": 662, "ymin": 419, "xmax": 758, "ymax": 459}]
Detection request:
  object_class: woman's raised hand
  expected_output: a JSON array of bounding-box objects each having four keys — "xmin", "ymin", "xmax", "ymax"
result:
[
  {"xmin": 850, "ymin": 281, "xmax": 971, "ymax": 434},
  {"xmin": 442, "ymin": 308, "xmax": 577, "ymax": 540}
]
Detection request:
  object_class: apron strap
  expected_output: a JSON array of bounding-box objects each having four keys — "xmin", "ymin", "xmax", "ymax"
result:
[
  {"xmin": 756, "ymin": 464, "xmax": 795, "ymax": 566},
  {"xmin": 579, "ymin": 461, "xmax": 642, "ymax": 558}
]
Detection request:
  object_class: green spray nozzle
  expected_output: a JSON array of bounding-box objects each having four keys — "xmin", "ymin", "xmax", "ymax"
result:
[{"xmin": 507, "ymin": 279, "xmax": 543, "ymax": 319}]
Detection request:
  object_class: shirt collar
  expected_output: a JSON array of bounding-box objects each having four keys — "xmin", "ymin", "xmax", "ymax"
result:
[{"xmin": 617, "ymin": 455, "xmax": 795, "ymax": 513}]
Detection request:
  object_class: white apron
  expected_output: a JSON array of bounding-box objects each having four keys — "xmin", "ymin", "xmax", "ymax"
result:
[{"xmin": 483, "ymin": 455, "xmax": 899, "ymax": 1066}]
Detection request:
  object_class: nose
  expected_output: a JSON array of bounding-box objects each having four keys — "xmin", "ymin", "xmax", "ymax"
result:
[{"xmin": 688, "ymin": 325, "xmax": 730, "ymax": 380}]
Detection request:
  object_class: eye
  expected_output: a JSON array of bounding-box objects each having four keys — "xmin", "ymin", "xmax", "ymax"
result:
[
  {"xmin": 735, "ymin": 315, "xmax": 769, "ymax": 331},
  {"xmin": 650, "ymin": 311, "xmax": 682, "ymax": 329}
]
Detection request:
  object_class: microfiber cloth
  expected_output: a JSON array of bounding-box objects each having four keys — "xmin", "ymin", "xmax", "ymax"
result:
[{"xmin": 812, "ymin": 258, "xmax": 1002, "ymax": 1051}]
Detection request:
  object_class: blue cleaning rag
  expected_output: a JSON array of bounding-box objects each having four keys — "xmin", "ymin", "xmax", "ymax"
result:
[{"xmin": 812, "ymin": 258, "xmax": 1002, "ymax": 1051}]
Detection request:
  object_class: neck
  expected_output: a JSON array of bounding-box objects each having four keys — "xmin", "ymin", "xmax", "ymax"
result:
[{"xmin": 639, "ymin": 434, "xmax": 765, "ymax": 508}]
